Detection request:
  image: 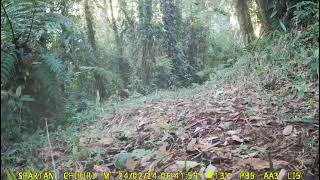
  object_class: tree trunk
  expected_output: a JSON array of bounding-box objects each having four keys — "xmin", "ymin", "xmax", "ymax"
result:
[
  {"xmin": 160, "ymin": 0, "xmax": 184, "ymax": 81},
  {"xmin": 109, "ymin": 0, "xmax": 130, "ymax": 87},
  {"xmin": 84, "ymin": 0, "xmax": 97, "ymax": 52},
  {"xmin": 255, "ymin": 0, "xmax": 272, "ymax": 32},
  {"xmin": 84, "ymin": 0, "xmax": 108, "ymax": 100},
  {"xmin": 139, "ymin": 0, "xmax": 154, "ymax": 85},
  {"xmin": 235, "ymin": 0, "xmax": 255, "ymax": 44}
]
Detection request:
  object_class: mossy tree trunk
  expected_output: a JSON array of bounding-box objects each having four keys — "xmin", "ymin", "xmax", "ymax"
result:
[
  {"xmin": 235, "ymin": 0, "xmax": 255, "ymax": 44},
  {"xmin": 109, "ymin": 0, "xmax": 130, "ymax": 87},
  {"xmin": 84, "ymin": 0, "xmax": 108, "ymax": 100},
  {"xmin": 139, "ymin": 0, "xmax": 154, "ymax": 85},
  {"xmin": 160, "ymin": 0, "xmax": 185, "ymax": 82},
  {"xmin": 84, "ymin": 0, "xmax": 97, "ymax": 52}
]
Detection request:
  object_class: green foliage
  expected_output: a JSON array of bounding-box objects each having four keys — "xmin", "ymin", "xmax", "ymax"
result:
[
  {"xmin": 1, "ymin": 90, "xmax": 34, "ymax": 139},
  {"xmin": 1, "ymin": 0, "xmax": 54, "ymax": 42},
  {"xmin": 1, "ymin": 52, "xmax": 16, "ymax": 86},
  {"xmin": 34, "ymin": 64, "xmax": 62, "ymax": 102},
  {"xmin": 194, "ymin": 67, "xmax": 214, "ymax": 84},
  {"xmin": 78, "ymin": 66, "xmax": 124, "ymax": 95},
  {"xmin": 291, "ymin": 1, "xmax": 319, "ymax": 26},
  {"xmin": 40, "ymin": 53, "xmax": 65, "ymax": 79},
  {"xmin": 5, "ymin": 169, "xmax": 17, "ymax": 180},
  {"xmin": 152, "ymin": 56, "xmax": 173, "ymax": 88},
  {"xmin": 153, "ymin": 56, "xmax": 173, "ymax": 74}
]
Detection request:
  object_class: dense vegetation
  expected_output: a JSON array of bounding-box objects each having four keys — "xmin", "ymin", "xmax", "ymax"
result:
[{"xmin": 1, "ymin": 0, "xmax": 319, "ymax": 179}]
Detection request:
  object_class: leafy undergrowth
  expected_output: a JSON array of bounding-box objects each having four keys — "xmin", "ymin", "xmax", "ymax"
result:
[{"xmin": 2, "ymin": 32, "xmax": 319, "ymax": 179}]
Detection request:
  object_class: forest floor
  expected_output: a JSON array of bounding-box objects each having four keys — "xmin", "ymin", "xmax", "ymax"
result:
[{"xmin": 35, "ymin": 77, "xmax": 319, "ymax": 179}]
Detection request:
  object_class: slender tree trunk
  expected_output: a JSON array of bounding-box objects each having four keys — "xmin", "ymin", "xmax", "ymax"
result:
[
  {"xmin": 139, "ymin": 0, "xmax": 154, "ymax": 85},
  {"xmin": 187, "ymin": 18, "xmax": 197, "ymax": 67}
]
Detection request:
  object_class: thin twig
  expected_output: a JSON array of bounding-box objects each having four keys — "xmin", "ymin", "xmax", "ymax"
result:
[
  {"xmin": 45, "ymin": 118, "xmax": 56, "ymax": 172},
  {"xmin": 268, "ymin": 151, "xmax": 274, "ymax": 171}
]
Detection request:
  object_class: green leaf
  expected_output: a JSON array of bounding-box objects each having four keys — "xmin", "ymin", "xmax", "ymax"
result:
[
  {"xmin": 310, "ymin": 62, "xmax": 319, "ymax": 71},
  {"xmin": 205, "ymin": 164, "xmax": 217, "ymax": 179},
  {"xmin": 1, "ymin": 53, "xmax": 16, "ymax": 86},
  {"xmin": 279, "ymin": 20, "xmax": 287, "ymax": 32},
  {"xmin": 270, "ymin": 10, "xmax": 278, "ymax": 18},
  {"xmin": 15, "ymin": 86, "xmax": 22, "ymax": 97},
  {"xmin": 40, "ymin": 53, "xmax": 64, "ymax": 76},
  {"xmin": 313, "ymin": 48, "xmax": 319, "ymax": 58},
  {"xmin": 114, "ymin": 152, "xmax": 131, "ymax": 169},
  {"xmin": 20, "ymin": 95, "xmax": 35, "ymax": 102},
  {"xmin": 176, "ymin": 161, "xmax": 200, "ymax": 171}
]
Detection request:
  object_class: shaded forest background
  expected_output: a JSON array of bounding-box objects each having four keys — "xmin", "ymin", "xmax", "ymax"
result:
[{"xmin": 1, "ymin": 0, "xmax": 319, "ymax": 175}]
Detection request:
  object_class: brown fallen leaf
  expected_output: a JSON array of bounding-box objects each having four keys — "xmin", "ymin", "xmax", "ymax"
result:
[
  {"xmin": 273, "ymin": 160, "xmax": 289, "ymax": 169},
  {"xmin": 226, "ymin": 129, "xmax": 242, "ymax": 135},
  {"xmin": 278, "ymin": 169, "xmax": 287, "ymax": 180},
  {"xmin": 218, "ymin": 122, "xmax": 233, "ymax": 130},
  {"xmin": 80, "ymin": 137, "xmax": 88, "ymax": 145},
  {"xmin": 187, "ymin": 138, "xmax": 197, "ymax": 152},
  {"xmin": 94, "ymin": 164, "xmax": 110, "ymax": 173},
  {"xmin": 237, "ymin": 158, "xmax": 288, "ymax": 170},
  {"xmin": 229, "ymin": 112, "xmax": 240, "ymax": 118},
  {"xmin": 206, "ymin": 136, "xmax": 219, "ymax": 142},
  {"xmin": 98, "ymin": 137, "xmax": 114, "ymax": 146},
  {"xmin": 165, "ymin": 164, "xmax": 179, "ymax": 172},
  {"xmin": 156, "ymin": 143, "xmax": 168, "ymax": 159},
  {"xmin": 114, "ymin": 131, "xmax": 127, "ymax": 140},
  {"xmin": 231, "ymin": 135, "xmax": 244, "ymax": 143},
  {"xmin": 198, "ymin": 140, "xmax": 212, "ymax": 151},
  {"xmin": 126, "ymin": 158, "xmax": 136, "ymax": 171},
  {"xmin": 282, "ymin": 125, "xmax": 293, "ymax": 136},
  {"xmin": 223, "ymin": 137, "xmax": 232, "ymax": 146}
]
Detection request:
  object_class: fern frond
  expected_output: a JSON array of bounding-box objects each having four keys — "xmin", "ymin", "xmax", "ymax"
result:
[
  {"xmin": 1, "ymin": 0, "xmax": 52, "ymax": 42},
  {"xmin": 40, "ymin": 53, "xmax": 64, "ymax": 77},
  {"xmin": 1, "ymin": 52, "xmax": 16, "ymax": 86},
  {"xmin": 40, "ymin": 53, "xmax": 71, "ymax": 88}
]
